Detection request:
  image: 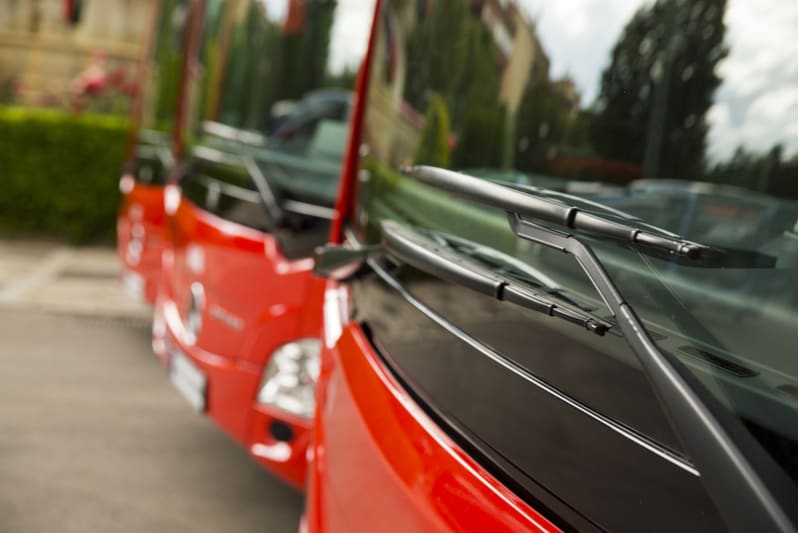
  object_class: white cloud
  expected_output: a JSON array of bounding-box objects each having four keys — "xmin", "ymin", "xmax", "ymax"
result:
[
  {"xmin": 708, "ymin": 0, "xmax": 797, "ymax": 159},
  {"xmin": 519, "ymin": 0, "xmax": 648, "ymax": 103},
  {"xmin": 258, "ymin": 0, "xmax": 287, "ymax": 25},
  {"xmin": 517, "ymin": 0, "xmax": 797, "ymax": 161},
  {"xmin": 327, "ymin": 0, "xmax": 376, "ymax": 74}
]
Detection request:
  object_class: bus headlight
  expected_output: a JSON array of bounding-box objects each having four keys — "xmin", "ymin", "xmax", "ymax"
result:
[{"xmin": 257, "ymin": 339, "xmax": 321, "ymax": 419}]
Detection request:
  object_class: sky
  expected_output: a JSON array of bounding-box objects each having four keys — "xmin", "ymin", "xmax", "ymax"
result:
[
  {"xmin": 267, "ymin": 0, "xmax": 797, "ymax": 163},
  {"xmin": 259, "ymin": 0, "xmax": 374, "ymax": 76},
  {"xmin": 327, "ymin": 0, "xmax": 375, "ymax": 75},
  {"xmin": 518, "ymin": 0, "xmax": 798, "ymax": 162}
]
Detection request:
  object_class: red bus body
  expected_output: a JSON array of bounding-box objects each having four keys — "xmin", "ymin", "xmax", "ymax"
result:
[
  {"xmin": 303, "ymin": 283, "xmax": 560, "ymax": 533},
  {"xmin": 117, "ymin": 176, "xmax": 167, "ymax": 305},
  {"xmin": 302, "ymin": 0, "xmax": 798, "ymax": 529},
  {"xmin": 153, "ymin": 192, "xmax": 324, "ymax": 488},
  {"xmin": 151, "ymin": 0, "xmax": 377, "ymax": 489}
]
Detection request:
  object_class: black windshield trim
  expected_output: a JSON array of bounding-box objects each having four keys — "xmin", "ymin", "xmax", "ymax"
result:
[{"xmin": 361, "ymin": 252, "xmax": 698, "ymax": 475}]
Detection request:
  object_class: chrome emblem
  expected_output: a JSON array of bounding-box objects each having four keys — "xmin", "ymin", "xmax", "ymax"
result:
[{"xmin": 184, "ymin": 282, "xmax": 205, "ymax": 345}]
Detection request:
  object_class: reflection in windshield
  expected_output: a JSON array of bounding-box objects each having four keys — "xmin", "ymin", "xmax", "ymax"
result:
[
  {"xmin": 141, "ymin": 0, "xmax": 191, "ymax": 135},
  {"xmin": 178, "ymin": 0, "xmax": 374, "ymax": 206},
  {"xmin": 358, "ymin": 0, "xmax": 797, "ymax": 485},
  {"xmin": 369, "ymin": 0, "xmax": 797, "ymax": 191}
]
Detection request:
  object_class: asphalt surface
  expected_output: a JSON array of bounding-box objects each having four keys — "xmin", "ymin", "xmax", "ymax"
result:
[{"xmin": 0, "ymin": 310, "xmax": 304, "ymax": 533}]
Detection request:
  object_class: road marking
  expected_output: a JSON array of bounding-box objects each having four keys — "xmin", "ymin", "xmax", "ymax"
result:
[{"xmin": 0, "ymin": 248, "xmax": 72, "ymax": 302}]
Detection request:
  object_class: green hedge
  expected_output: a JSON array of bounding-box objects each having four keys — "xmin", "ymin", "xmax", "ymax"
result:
[{"xmin": 0, "ymin": 107, "xmax": 130, "ymax": 243}]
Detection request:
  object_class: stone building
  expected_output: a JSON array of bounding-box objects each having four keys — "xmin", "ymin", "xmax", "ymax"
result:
[{"xmin": 0, "ymin": 0, "xmax": 157, "ymax": 112}]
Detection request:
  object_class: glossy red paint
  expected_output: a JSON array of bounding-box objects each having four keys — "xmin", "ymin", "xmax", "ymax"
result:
[
  {"xmin": 154, "ymin": 190, "xmax": 324, "ymax": 489},
  {"xmin": 328, "ymin": 0, "xmax": 382, "ymax": 244},
  {"xmin": 304, "ymin": 294, "xmax": 561, "ymax": 533},
  {"xmin": 117, "ymin": 177, "xmax": 167, "ymax": 305}
]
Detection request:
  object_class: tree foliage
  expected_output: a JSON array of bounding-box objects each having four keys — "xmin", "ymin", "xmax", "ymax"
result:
[
  {"xmin": 414, "ymin": 94, "xmax": 451, "ymax": 167},
  {"xmin": 514, "ymin": 80, "xmax": 573, "ymax": 173},
  {"xmin": 153, "ymin": 0, "xmax": 189, "ymax": 130},
  {"xmin": 404, "ymin": 0, "xmax": 471, "ymax": 113},
  {"xmin": 707, "ymin": 146, "xmax": 798, "ymax": 199},
  {"xmin": 404, "ymin": 0, "xmax": 507, "ymax": 168},
  {"xmin": 216, "ymin": 0, "xmax": 337, "ymax": 131},
  {"xmin": 592, "ymin": 0, "xmax": 728, "ymax": 179},
  {"xmin": 0, "ymin": 107, "xmax": 128, "ymax": 243},
  {"xmin": 274, "ymin": 0, "xmax": 336, "ymax": 103}
]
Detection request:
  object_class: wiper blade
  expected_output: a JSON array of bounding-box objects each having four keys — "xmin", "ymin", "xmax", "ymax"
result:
[
  {"xmin": 402, "ymin": 166, "xmax": 776, "ymax": 269},
  {"xmin": 429, "ymin": 231, "xmax": 595, "ymax": 311},
  {"xmin": 379, "ymin": 219, "xmax": 611, "ymax": 336}
]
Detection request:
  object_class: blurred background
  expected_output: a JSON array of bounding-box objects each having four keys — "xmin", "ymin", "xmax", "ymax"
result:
[
  {"xmin": 0, "ymin": 2, "xmax": 304, "ymax": 532},
  {"xmin": 0, "ymin": 0, "xmax": 144, "ymax": 243}
]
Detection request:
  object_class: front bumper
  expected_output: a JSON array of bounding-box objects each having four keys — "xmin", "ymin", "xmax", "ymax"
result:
[{"xmin": 153, "ymin": 295, "xmax": 311, "ymax": 490}]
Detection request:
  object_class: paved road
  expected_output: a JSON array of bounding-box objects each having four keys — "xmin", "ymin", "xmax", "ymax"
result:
[
  {"xmin": 0, "ymin": 310, "xmax": 304, "ymax": 533},
  {"xmin": 0, "ymin": 240, "xmax": 150, "ymax": 320}
]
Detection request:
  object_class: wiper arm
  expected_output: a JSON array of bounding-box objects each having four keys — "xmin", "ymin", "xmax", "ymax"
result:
[
  {"xmin": 242, "ymin": 155, "xmax": 285, "ymax": 227},
  {"xmin": 402, "ymin": 166, "xmax": 776, "ymax": 268},
  {"xmin": 379, "ymin": 219, "xmax": 611, "ymax": 336},
  {"xmin": 189, "ymin": 145, "xmax": 285, "ymax": 227},
  {"xmin": 400, "ymin": 165, "xmax": 795, "ymax": 533}
]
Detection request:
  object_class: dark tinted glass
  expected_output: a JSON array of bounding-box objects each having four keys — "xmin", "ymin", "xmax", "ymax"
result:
[
  {"xmin": 180, "ymin": 155, "xmax": 270, "ymax": 232},
  {"xmin": 354, "ymin": 267, "xmax": 726, "ymax": 531},
  {"xmin": 127, "ymin": 142, "xmax": 172, "ymax": 186}
]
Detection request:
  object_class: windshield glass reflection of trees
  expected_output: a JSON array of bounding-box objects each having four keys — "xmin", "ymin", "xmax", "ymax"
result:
[
  {"xmin": 184, "ymin": 0, "xmax": 371, "ymax": 205},
  {"xmin": 359, "ymin": 0, "xmax": 797, "ymax": 476}
]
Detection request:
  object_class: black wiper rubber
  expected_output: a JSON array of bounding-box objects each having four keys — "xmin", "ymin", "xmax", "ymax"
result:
[
  {"xmin": 401, "ymin": 165, "xmax": 776, "ymax": 268},
  {"xmin": 379, "ymin": 219, "xmax": 611, "ymax": 336},
  {"xmin": 397, "ymin": 163, "xmax": 794, "ymax": 533}
]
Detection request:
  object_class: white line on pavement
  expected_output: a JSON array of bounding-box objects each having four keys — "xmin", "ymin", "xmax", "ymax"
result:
[{"xmin": 0, "ymin": 248, "xmax": 72, "ymax": 302}]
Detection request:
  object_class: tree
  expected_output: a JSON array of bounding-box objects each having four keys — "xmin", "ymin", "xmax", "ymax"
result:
[
  {"xmin": 514, "ymin": 80, "xmax": 572, "ymax": 173},
  {"xmin": 153, "ymin": 0, "xmax": 188, "ymax": 129},
  {"xmin": 404, "ymin": 1, "xmax": 507, "ymax": 168},
  {"xmin": 592, "ymin": 0, "xmax": 728, "ymax": 179},
  {"xmin": 404, "ymin": 0, "xmax": 471, "ymax": 112},
  {"xmin": 452, "ymin": 107, "xmax": 506, "ymax": 169},
  {"xmin": 414, "ymin": 94, "xmax": 451, "ymax": 167},
  {"xmin": 707, "ymin": 145, "xmax": 798, "ymax": 199},
  {"xmin": 449, "ymin": 21, "xmax": 507, "ymax": 168},
  {"xmin": 271, "ymin": 0, "xmax": 337, "ymax": 104}
]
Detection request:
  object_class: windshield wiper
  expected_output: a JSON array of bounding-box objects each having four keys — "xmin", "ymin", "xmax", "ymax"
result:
[
  {"xmin": 403, "ymin": 166, "xmax": 776, "ymax": 269},
  {"xmin": 380, "ymin": 220, "xmax": 611, "ymax": 335},
  {"xmin": 399, "ymin": 165, "xmax": 796, "ymax": 533},
  {"xmin": 188, "ymin": 145, "xmax": 285, "ymax": 227},
  {"xmin": 428, "ymin": 231, "xmax": 595, "ymax": 311}
]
